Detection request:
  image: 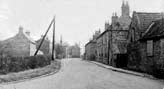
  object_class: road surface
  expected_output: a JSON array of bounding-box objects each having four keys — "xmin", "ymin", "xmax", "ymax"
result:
[{"xmin": 0, "ymin": 58, "xmax": 164, "ymax": 89}]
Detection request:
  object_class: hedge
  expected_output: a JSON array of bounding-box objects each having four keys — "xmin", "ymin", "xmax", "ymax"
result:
[{"xmin": 0, "ymin": 55, "xmax": 51, "ymax": 74}]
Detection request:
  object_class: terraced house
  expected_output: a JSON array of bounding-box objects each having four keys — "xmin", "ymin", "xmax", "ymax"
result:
[
  {"xmin": 85, "ymin": 30, "xmax": 101, "ymax": 61},
  {"xmin": 96, "ymin": 27, "xmax": 109, "ymax": 64},
  {"xmin": 95, "ymin": 1, "xmax": 131, "ymax": 67}
]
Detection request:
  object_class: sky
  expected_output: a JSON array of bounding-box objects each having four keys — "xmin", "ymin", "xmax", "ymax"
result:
[{"xmin": 0, "ymin": 0, "xmax": 163, "ymax": 54}]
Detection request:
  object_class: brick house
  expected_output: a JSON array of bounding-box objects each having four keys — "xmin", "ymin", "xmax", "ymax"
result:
[
  {"xmin": 0, "ymin": 26, "xmax": 43, "ymax": 57},
  {"xmin": 127, "ymin": 12, "xmax": 163, "ymax": 72}
]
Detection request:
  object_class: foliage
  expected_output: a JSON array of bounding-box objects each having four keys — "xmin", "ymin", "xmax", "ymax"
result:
[
  {"xmin": 0, "ymin": 55, "xmax": 51, "ymax": 74},
  {"xmin": 55, "ymin": 43, "xmax": 66, "ymax": 59}
]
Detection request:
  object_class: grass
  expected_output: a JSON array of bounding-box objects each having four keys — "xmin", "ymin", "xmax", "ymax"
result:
[{"xmin": 0, "ymin": 60, "xmax": 61, "ymax": 83}]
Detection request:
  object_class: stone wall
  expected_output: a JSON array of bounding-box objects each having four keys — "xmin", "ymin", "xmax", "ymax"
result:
[
  {"xmin": 7, "ymin": 33, "xmax": 30, "ymax": 57},
  {"xmin": 127, "ymin": 39, "xmax": 163, "ymax": 73},
  {"xmin": 85, "ymin": 42, "xmax": 96, "ymax": 60},
  {"xmin": 127, "ymin": 41, "xmax": 142, "ymax": 71}
]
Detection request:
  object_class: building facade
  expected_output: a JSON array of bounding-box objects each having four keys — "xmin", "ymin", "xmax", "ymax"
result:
[
  {"xmin": 96, "ymin": 30, "xmax": 109, "ymax": 64},
  {"xmin": 85, "ymin": 30, "xmax": 101, "ymax": 61},
  {"xmin": 127, "ymin": 12, "xmax": 164, "ymax": 73},
  {"xmin": 95, "ymin": 1, "xmax": 131, "ymax": 67},
  {"xmin": 67, "ymin": 43, "xmax": 81, "ymax": 58},
  {"xmin": 0, "ymin": 26, "xmax": 43, "ymax": 57},
  {"xmin": 85, "ymin": 41, "xmax": 96, "ymax": 60}
]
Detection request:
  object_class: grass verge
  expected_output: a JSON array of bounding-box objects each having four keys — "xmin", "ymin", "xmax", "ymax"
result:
[{"xmin": 0, "ymin": 60, "xmax": 61, "ymax": 83}]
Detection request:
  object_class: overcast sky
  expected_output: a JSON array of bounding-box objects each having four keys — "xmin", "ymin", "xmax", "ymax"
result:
[{"xmin": 0, "ymin": 0, "xmax": 163, "ymax": 53}]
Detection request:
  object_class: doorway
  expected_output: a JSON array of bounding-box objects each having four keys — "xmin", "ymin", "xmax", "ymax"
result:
[{"xmin": 116, "ymin": 54, "xmax": 128, "ymax": 68}]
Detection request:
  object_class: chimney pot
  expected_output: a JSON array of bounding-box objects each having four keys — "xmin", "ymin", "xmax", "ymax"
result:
[
  {"xmin": 26, "ymin": 31, "xmax": 30, "ymax": 36},
  {"xmin": 19, "ymin": 26, "xmax": 23, "ymax": 33}
]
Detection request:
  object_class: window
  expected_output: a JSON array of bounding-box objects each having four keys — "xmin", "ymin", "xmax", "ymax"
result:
[
  {"xmin": 161, "ymin": 39, "xmax": 164, "ymax": 55},
  {"xmin": 147, "ymin": 40, "xmax": 153, "ymax": 56},
  {"xmin": 131, "ymin": 28, "xmax": 135, "ymax": 42}
]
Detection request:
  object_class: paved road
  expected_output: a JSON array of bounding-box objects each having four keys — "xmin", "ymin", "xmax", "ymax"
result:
[{"xmin": 0, "ymin": 58, "xmax": 164, "ymax": 89}]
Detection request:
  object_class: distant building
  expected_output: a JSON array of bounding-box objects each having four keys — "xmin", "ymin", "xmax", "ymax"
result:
[
  {"xmin": 0, "ymin": 26, "xmax": 43, "ymax": 57},
  {"xmin": 71, "ymin": 44, "xmax": 80, "ymax": 58},
  {"xmin": 67, "ymin": 43, "xmax": 80, "ymax": 58}
]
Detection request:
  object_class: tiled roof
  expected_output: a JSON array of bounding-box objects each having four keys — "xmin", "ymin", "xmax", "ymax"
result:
[
  {"xmin": 141, "ymin": 19, "xmax": 164, "ymax": 40},
  {"xmin": 96, "ymin": 29, "xmax": 109, "ymax": 40},
  {"xmin": 85, "ymin": 40, "xmax": 96, "ymax": 47},
  {"xmin": 134, "ymin": 12, "xmax": 163, "ymax": 32}
]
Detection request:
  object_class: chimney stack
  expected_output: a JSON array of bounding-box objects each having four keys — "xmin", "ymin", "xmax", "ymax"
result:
[
  {"xmin": 26, "ymin": 30, "xmax": 30, "ymax": 36},
  {"xmin": 19, "ymin": 26, "xmax": 23, "ymax": 33}
]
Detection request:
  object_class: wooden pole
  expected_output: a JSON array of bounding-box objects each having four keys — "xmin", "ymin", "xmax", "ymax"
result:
[
  {"xmin": 107, "ymin": 30, "xmax": 110, "ymax": 65},
  {"xmin": 52, "ymin": 16, "xmax": 55, "ymax": 60},
  {"xmin": 34, "ymin": 18, "xmax": 54, "ymax": 56}
]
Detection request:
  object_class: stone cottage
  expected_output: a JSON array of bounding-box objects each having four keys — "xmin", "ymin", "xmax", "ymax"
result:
[
  {"xmin": 0, "ymin": 26, "xmax": 43, "ymax": 57},
  {"xmin": 139, "ymin": 19, "xmax": 164, "ymax": 73},
  {"xmin": 85, "ymin": 30, "xmax": 101, "ymax": 61},
  {"xmin": 127, "ymin": 12, "xmax": 163, "ymax": 72}
]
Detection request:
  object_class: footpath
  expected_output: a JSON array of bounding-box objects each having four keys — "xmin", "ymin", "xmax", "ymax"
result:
[{"xmin": 88, "ymin": 61, "xmax": 160, "ymax": 80}]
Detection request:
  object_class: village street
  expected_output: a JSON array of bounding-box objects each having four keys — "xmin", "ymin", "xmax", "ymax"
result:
[{"xmin": 0, "ymin": 58, "xmax": 163, "ymax": 89}]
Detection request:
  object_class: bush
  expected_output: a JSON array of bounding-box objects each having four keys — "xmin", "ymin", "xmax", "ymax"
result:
[{"xmin": 0, "ymin": 55, "xmax": 52, "ymax": 74}]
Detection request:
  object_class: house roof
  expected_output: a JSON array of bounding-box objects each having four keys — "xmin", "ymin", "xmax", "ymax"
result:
[
  {"xmin": 0, "ymin": 27, "xmax": 36, "ymax": 48},
  {"xmin": 141, "ymin": 19, "xmax": 164, "ymax": 40},
  {"xmin": 85, "ymin": 40, "xmax": 96, "ymax": 47},
  {"xmin": 134, "ymin": 12, "xmax": 163, "ymax": 32},
  {"xmin": 96, "ymin": 29, "xmax": 109, "ymax": 40},
  {"xmin": 23, "ymin": 32, "xmax": 35, "ymax": 44}
]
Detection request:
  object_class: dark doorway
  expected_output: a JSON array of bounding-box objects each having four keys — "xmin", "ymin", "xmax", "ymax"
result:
[{"xmin": 116, "ymin": 54, "xmax": 128, "ymax": 68}]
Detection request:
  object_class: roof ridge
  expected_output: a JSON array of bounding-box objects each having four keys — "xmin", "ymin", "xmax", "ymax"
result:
[{"xmin": 135, "ymin": 12, "xmax": 161, "ymax": 14}]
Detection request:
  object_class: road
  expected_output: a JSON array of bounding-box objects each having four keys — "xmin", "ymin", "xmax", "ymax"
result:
[{"xmin": 0, "ymin": 58, "xmax": 164, "ymax": 89}]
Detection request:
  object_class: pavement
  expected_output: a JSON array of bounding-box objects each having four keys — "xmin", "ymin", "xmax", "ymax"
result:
[
  {"xmin": 0, "ymin": 58, "xmax": 163, "ymax": 89},
  {"xmin": 89, "ymin": 61, "xmax": 153, "ymax": 78}
]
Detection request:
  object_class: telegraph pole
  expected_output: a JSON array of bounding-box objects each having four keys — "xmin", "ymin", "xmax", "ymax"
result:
[
  {"xmin": 52, "ymin": 16, "xmax": 56, "ymax": 60},
  {"xmin": 34, "ymin": 18, "xmax": 54, "ymax": 56}
]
